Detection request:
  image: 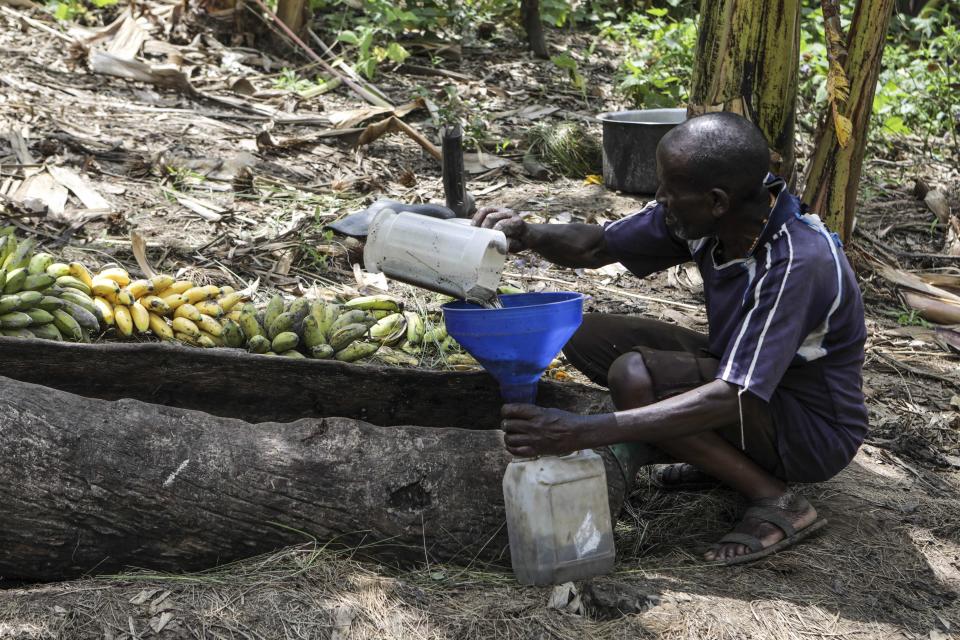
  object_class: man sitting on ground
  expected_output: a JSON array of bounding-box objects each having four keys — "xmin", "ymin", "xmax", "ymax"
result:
[{"xmin": 473, "ymin": 112, "xmax": 867, "ymax": 564}]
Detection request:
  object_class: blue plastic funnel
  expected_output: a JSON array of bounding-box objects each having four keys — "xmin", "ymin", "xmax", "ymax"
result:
[{"xmin": 442, "ymin": 292, "xmax": 584, "ymax": 404}]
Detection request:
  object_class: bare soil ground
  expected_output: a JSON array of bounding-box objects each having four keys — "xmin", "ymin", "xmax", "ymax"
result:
[{"xmin": 1, "ymin": 4, "xmax": 959, "ymax": 639}]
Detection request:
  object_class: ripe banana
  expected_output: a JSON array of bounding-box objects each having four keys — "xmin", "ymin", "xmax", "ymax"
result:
[
  {"xmin": 114, "ymin": 305, "xmax": 134, "ymax": 337},
  {"xmin": 171, "ymin": 316, "xmax": 200, "ymax": 338},
  {"xmin": 174, "ymin": 303, "xmax": 202, "ymax": 322},
  {"xmin": 68, "ymin": 262, "xmax": 94, "ymax": 290},
  {"xmin": 149, "ymin": 274, "xmax": 175, "ymax": 293},
  {"xmin": 197, "ymin": 331, "xmax": 221, "ymax": 348},
  {"xmin": 194, "ymin": 300, "xmax": 223, "ymax": 318},
  {"xmin": 98, "ymin": 267, "xmax": 131, "ymax": 287},
  {"xmin": 184, "ymin": 286, "xmax": 215, "ymax": 304},
  {"xmin": 130, "ymin": 302, "xmax": 150, "ymax": 333},
  {"xmin": 140, "ymin": 295, "xmax": 171, "ymax": 315},
  {"xmin": 162, "ymin": 293, "xmax": 190, "ymax": 312},
  {"xmin": 91, "ymin": 276, "xmax": 120, "ymax": 298},
  {"xmin": 93, "ymin": 297, "xmax": 115, "ymax": 325},
  {"xmin": 148, "ymin": 312, "xmax": 174, "ymax": 340},
  {"xmin": 126, "ymin": 279, "xmax": 153, "ymax": 299},
  {"xmin": 217, "ymin": 291, "xmax": 245, "ymax": 313},
  {"xmin": 165, "ymin": 280, "xmax": 195, "ymax": 295},
  {"xmin": 196, "ymin": 313, "xmax": 222, "ymax": 337},
  {"xmin": 114, "ymin": 289, "xmax": 136, "ymax": 306}
]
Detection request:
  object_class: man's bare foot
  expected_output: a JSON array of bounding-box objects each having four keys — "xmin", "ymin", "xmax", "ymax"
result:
[
  {"xmin": 704, "ymin": 492, "xmax": 819, "ymax": 562},
  {"xmin": 651, "ymin": 463, "xmax": 720, "ymax": 490}
]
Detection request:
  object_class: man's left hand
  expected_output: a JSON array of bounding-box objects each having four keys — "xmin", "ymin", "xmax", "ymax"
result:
[{"xmin": 500, "ymin": 404, "xmax": 608, "ymax": 457}]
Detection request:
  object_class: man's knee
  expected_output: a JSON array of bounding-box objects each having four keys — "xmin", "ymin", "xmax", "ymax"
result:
[{"xmin": 608, "ymin": 351, "xmax": 656, "ymax": 408}]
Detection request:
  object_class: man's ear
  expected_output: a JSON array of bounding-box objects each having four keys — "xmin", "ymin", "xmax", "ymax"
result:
[{"xmin": 709, "ymin": 188, "xmax": 730, "ymax": 218}]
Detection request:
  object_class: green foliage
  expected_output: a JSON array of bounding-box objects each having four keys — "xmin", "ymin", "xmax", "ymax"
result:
[
  {"xmin": 599, "ymin": 8, "xmax": 696, "ymax": 108},
  {"xmin": 47, "ymin": 0, "xmax": 116, "ymax": 22},
  {"xmin": 896, "ymin": 307, "xmax": 931, "ymax": 328},
  {"xmin": 273, "ymin": 68, "xmax": 320, "ymax": 92},
  {"xmin": 550, "ymin": 53, "xmax": 587, "ymax": 100},
  {"xmin": 798, "ymin": 2, "xmax": 958, "ymax": 151},
  {"xmin": 873, "ymin": 15, "xmax": 959, "ymax": 150}
]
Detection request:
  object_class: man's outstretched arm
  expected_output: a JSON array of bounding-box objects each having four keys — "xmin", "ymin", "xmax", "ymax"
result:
[
  {"xmin": 501, "ymin": 379, "xmax": 740, "ymax": 457},
  {"xmin": 473, "ymin": 207, "xmax": 616, "ymax": 269}
]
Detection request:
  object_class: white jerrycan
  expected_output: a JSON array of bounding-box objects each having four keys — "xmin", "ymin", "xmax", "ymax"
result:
[
  {"xmin": 363, "ymin": 208, "xmax": 509, "ymax": 303},
  {"xmin": 502, "ymin": 450, "xmax": 616, "ymax": 586}
]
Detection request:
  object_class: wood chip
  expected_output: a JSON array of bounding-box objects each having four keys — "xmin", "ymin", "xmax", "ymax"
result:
[{"xmin": 47, "ymin": 166, "xmax": 111, "ymax": 210}]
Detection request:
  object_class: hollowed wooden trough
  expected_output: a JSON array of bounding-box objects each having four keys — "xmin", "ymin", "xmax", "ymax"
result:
[{"xmin": 0, "ymin": 337, "xmax": 628, "ymax": 582}]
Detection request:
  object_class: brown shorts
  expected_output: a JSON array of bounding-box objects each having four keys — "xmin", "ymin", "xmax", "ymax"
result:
[{"xmin": 563, "ymin": 313, "xmax": 786, "ymax": 479}]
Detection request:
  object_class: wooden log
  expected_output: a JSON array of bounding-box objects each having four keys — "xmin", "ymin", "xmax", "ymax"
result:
[
  {"xmin": 0, "ymin": 337, "xmax": 609, "ymax": 427},
  {"xmin": 0, "ymin": 340, "xmax": 629, "ymax": 582}
]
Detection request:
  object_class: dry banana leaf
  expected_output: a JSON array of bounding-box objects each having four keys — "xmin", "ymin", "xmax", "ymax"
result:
[
  {"xmin": 902, "ymin": 290, "xmax": 960, "ymax": 325},
  {"xmin": 130, "ymin": 229, "xmax": 157, "ymax": 278},
  {"xmin": 356, "ymin": 116, "xmax": 441, "ymax": 161},
  {"xmin": 917, "ymin": 271, "xmax": 960, "ymax": 293},
  {"xmin": 934, "ymin": 326, "xmax": 960, "ymax": 354},
  {"xmin": 876, "ymin": 264, "xmax": 960, "ymax": 304},
  {"xmin": 924, "ymin": 189, "xmax": 951, "ymax": 224}
]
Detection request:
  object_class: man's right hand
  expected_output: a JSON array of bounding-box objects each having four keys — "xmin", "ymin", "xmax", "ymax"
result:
[{"xmin": 472, "ymin": 207, "xmax": 529, "ymax": 253}]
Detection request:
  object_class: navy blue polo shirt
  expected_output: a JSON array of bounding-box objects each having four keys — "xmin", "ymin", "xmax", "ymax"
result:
[{"xmin": 603, "ymin": 175, "xmax": 868, "ymax": 482}]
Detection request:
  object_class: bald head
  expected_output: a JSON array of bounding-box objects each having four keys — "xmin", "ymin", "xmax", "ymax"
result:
[{"xmin": 658, "ymin": 112, "xmax": 771, "ymax": 204}]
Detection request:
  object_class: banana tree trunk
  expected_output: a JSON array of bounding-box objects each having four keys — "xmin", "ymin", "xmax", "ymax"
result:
[
  {"xmin": 688, "ymin": 0, "xmax": 801, "ymax": 183},
  {"xmin": 802, "ymin": 0, "xmax": 896, "ymax": 241},
  {"xmin": 276, "ymin": 0, "xmax": 307, "ymax": 37}
]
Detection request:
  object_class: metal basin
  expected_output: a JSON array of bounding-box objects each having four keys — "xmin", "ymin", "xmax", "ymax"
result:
[{"xmin": 597, "ymin": 108, "xmax": 686, "ymax": 195}]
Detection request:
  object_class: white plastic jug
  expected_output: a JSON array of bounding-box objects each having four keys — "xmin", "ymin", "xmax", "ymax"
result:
[
  {"xmin": 363, "ymin": 208, "xmax": 508, "ymax": 303},
  {"xmin": 502, "ymin": 450, "xmax": 616, "ymax": 586}
]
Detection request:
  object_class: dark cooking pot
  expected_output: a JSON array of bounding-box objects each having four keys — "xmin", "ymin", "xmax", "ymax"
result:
[{"xmin": 597, "ymin": 108, "xmax": 686, "ymax": 195}]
